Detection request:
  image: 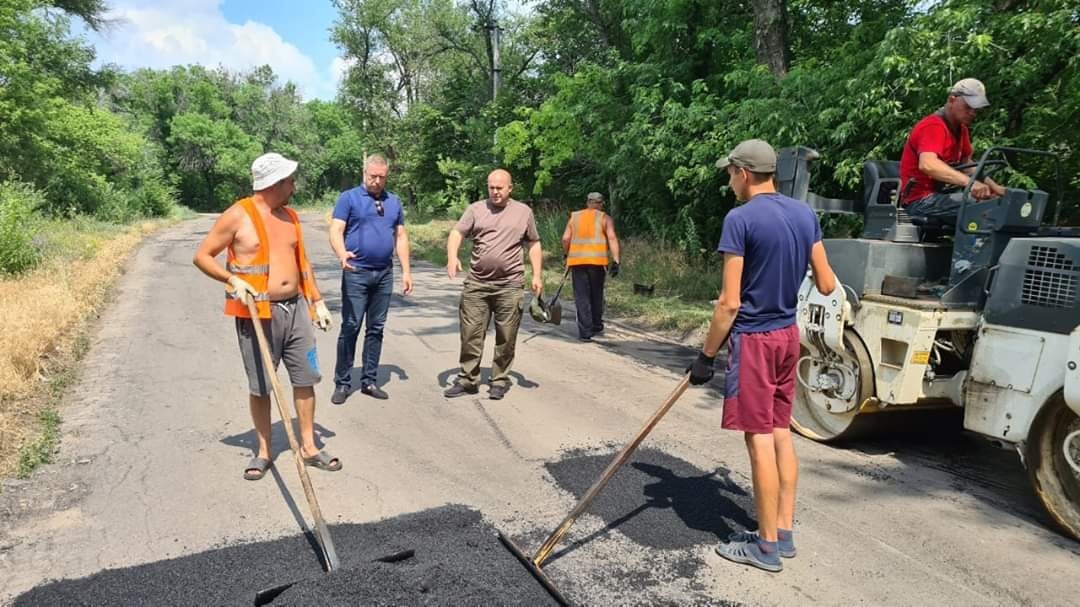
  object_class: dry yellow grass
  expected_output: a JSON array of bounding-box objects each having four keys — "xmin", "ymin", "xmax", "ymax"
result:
[{"xmin": 0, "ymin": 221, "xmax": 160, "ymax": 478}]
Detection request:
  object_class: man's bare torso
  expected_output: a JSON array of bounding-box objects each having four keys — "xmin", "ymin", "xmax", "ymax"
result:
[{"xmin": 231, "ymin": 203, "xmax": 300, "ymax": 300}]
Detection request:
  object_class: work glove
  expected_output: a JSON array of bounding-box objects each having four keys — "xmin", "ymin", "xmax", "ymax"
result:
[
  {"xmin": 609, "ymin": 261, "xmax": 620, "ymax": 278},
  {"xmin": 686, "ymin": 352, "xmax": 715, "ymax": 386},
  {"xmin": 227, "ymin": 275, "xmax": 260, "ymax": 303},
  {"xmin": 313, "ymin": 300, "xmax": 333, "ymax": 331}
]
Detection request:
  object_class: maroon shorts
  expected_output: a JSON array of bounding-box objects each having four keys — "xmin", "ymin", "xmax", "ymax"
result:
[{"xmin": 721, "ymin": 324, "xmax": 801, "ymax": 434}]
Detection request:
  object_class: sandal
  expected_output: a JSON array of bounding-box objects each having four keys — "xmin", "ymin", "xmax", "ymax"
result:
[
  {"xmin": 303, "ymin": 450, "xmax": 342, "ymax": 472},
  {"xmin": 244, "ymin": 457, "xmax": 271, "ymax": 481}
]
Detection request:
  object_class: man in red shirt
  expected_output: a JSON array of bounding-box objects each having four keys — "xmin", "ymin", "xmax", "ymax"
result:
[{"xmin": 899, "ymin": 78, "xmax": 1006, "ymax": 219}]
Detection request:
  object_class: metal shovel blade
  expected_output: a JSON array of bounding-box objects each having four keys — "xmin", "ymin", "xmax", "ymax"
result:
[
  {"xmin": 496, "ymin": 531, "xmax": 571, "ymax": 606},
  {"xmin": 547, "ymin": 300, "xmax": 562, "ymax": 325}
]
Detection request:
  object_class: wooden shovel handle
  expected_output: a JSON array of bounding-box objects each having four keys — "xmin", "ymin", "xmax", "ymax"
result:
[
  {"xmin": 531, "ymin": 375, "xmax": 691, "ymax": 567},
  {"xmin": 244, "ymin": 295, "xmax": 340, "ymax": 571}
]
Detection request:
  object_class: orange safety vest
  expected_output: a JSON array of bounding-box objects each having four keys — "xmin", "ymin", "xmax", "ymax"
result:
[
  {"xmin": 567, "ymin": 208, "xmax": 609, "ymax": 266},
  {"xmin": 223, "ymin": 197, "xmax": 318, "ymax": 320}
]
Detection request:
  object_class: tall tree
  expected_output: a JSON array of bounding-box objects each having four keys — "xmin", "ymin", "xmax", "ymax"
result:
[{"xmin": 751, "ymin": 0, "xmax": 790, "ymax": 76}]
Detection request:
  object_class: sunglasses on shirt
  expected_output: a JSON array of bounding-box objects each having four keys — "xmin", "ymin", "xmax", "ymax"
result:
[{"xmin": 374, "ymin": 200, "xmax": 384, "ymax": 216}]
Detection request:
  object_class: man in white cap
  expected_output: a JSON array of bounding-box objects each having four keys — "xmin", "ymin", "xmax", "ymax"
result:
[
  {"xmin": 194, "ymin": 152, "xmax": 338, "ymax": 481},
  {"xmin": 899, "ymin": 78, "xmax": 1007, "ymax": 219}
]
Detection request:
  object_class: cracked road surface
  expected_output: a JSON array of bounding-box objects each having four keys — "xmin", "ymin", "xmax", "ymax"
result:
[{"xmin": 2, "ymin": 214, "xmax": 1078, "ymax": 605}]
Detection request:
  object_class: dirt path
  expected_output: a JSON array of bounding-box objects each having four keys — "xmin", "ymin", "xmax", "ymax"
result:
[{"xmin": 1, "ymin": 214, "xmax": 1077, "ymax": 606}]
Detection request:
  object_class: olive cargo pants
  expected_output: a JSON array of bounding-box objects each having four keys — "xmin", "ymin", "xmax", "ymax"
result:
[{"xmin": 455, "ymin": 279, "xmax": 524, "ymax": 390}]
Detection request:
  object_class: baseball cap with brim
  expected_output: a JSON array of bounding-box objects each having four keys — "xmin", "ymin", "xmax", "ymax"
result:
[
  {"xmin": 252, "ymin": 152, "xmax": 299, "ymax": 191},
  {"xmin": 950, "ymin": 78, "xmax": 990, "ymax": 109},
  {"xmin": 715, "ymin": 139, "xmax": 777, "ymax": 173},
  {"xmin": 586, "ymin": 192, "xmax": 604, "ymax": 202}
]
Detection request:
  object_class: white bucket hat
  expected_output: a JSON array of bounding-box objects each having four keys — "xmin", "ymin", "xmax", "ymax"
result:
[{"xmin": 252, "ymin": 152, "xmax": 298, "ymax": 191}]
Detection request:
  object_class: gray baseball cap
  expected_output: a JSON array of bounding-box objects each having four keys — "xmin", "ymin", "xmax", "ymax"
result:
[
  {"xmin": 716, "ymin": 139, "xmax": 777, "ymax": 173},
  {"xmin": 586, "ymin": 191, "xmax": 604, "ymax": 202},
  {"xmin": 949, "ymin": 78, "xmax": 990, "ymax": 109}
]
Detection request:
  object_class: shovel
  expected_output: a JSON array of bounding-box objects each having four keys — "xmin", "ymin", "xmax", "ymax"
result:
[
  {"xmin": 499, "ymin": 375, "xmax": 693, "ymax": 606},
  {"xmin": 544, "ymin": 267, "xmax": 570, "ymax": 325},
  {"xmin": 243, "ymin": 295, "xmax": 339, "ymax": 571},
  {"xmin": 246, "ymin": 295, "xmax": 417, "ymax": 605},
  {"xmin": 530, "ymin": 267, "xmax": 570, "ymax": 326}
]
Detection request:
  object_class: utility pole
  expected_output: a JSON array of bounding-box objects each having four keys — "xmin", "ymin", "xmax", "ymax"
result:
[
  {"xmin": 488, "ymin": 10, "xmax": 501, "ymax": 161},
  {"xmin": 488, "ymin": 16, "xmax": 501, "ymax": 101}
]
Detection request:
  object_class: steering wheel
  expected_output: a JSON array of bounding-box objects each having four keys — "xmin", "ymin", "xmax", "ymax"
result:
[{"xmin": 938, "ymin": 159, "xmax": 1009, "ymax": 194}]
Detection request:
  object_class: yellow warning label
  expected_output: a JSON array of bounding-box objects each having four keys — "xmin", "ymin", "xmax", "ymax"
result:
[
  {"xmin": 967, "ymin": 221, "xmax": 978, "ymax": 231},
  {"xmin": 911, "ymin": 351, "xmax": 930, "ymax": 364}
]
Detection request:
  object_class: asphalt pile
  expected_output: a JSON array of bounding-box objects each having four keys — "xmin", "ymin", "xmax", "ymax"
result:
[
  {"xmin": 13, "ymin": 505, "xmax": 558, "ymax": 606},
  {"xmin": 266, "ymin": 507, "xmax": 557, "ymax": 606},
  {"xmin": 545, "ymin": 446, "xmax": 758, "ymax": 550}
]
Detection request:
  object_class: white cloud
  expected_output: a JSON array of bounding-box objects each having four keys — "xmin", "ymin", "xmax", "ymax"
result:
[
  {"xmin": 330, "ymin": 56, "xmax": 356, "ymax": 84},
  {"xmin": 84, "ymin": 0, "xmax": 339, "ymax": 100}
]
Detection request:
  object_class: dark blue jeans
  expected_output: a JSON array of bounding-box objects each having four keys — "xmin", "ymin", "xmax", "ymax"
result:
[
  {"xmin": 334, "ymin": 266, "xmax": 393, "ymax": 389},
  {"xmin": 905, "ymin": 191, "xmax": 968, "ymax": 219}
]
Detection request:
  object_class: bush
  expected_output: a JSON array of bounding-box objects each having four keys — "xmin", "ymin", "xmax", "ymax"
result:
[
  {"xmin": 0, "ymin": 182, "xmax": 44, "ymax": 275},
  {"xmin": 434, "ymin": 157, "xmax": 484, "ymax": 217},
  {"xmin": 90, "ymin": 155, "xmax": 176, "ymax": 222},
  {"xmin": 126, "ymin": 158, "xmax": 178, "ymax": 218},
  {"xmin": 293, "ymin": 188, "xmax": 340, "ymax": 210},
  {"xmin": 534, "ymin": 208, "xmax": 568, "ymax": 258}
]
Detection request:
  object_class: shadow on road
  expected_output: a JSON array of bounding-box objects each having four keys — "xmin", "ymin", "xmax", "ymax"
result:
[
  {"xmin": 220, "ymin": 420, "xmax": 338, "ymax": 460},
  {"xmin": 806, "ymin": 408, "xmax": 1076, "ymax": 545},
  {"xmin": 543, "ymin": 448, "xmax": 755, "ymax": 564},
  {"xmin": 336, "ymin": 363, "xmax": 409, "ymax": 389},
  {"xmin": 436, "ymin": 367, "xmax": 539, "ymax": 389}
]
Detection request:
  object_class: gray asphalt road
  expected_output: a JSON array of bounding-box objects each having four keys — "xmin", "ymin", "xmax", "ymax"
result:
[{"xmin": 1, "ymin": 214, "xmax": 1078, "ymax": 606}]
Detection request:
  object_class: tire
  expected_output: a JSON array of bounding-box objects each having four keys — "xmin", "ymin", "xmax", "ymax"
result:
[{"xmin": 1026, "ymin": 393, "xmax": 1080, "ymax": 541}]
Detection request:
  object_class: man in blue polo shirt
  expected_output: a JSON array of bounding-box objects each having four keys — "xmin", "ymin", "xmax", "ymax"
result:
[{"xmin": 329, "ymin": 154, "xmax": 413, "ymax": 403}]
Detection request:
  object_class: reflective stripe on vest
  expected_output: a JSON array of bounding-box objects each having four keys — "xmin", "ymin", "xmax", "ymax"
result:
[
  {"xmin": 223, "ymin": 198, "xmax": 318, "ymax": 320},
  {"xmin": 226, "ymin": 262, "xmax": 270, "ymax": 275},
  {"xmin": 567, "ymin": 209, "xmax": 608, "ymax": 266}
]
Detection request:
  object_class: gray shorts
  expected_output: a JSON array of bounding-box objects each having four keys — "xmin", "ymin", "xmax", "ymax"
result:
[{"xmin": 235, "ymin": 295, "xmax": 322, "ymax": 396}]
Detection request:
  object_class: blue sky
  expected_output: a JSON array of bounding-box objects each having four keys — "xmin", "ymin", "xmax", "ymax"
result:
[
  {"xmin": 219, "ymin": 0, "xmax": 340, "ymax": 85},
  {"xmin": 81, "ymin": 0, "xmax": 532, "ymax": 100},
  {"xmin": 83, "ymin": 0, "xmax": 345, "ymax": 100}
]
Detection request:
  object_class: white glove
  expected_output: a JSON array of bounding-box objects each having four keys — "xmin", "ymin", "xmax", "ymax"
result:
[
  {"xmin": 313, "ymin": 300, "xmax": 333, "ymax": 331},
  {"xmin": 227, "ymin": 275, "xmax": 260, "ymax": 302}
]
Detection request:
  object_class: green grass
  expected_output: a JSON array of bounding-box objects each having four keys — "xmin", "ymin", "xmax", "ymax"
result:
[
  {"xmin": 407, "ymin": 209, "xmax": 721, "ymax": 337},
  {"xmin": 12, "ymin": 333, "xmax": 90, "ymax": 478},
  {"xmin": 16, "ymin": 408, "xmax": 60, "ymax": 478}
]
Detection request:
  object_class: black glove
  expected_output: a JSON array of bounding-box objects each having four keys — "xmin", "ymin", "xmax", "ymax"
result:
[
  {"xmin": 686, "ymin": 352, "xmax": 715, "ymax": 385},
  {"xmin": 609, "ymin": 261, "xmax": 620, "ymax": 278}
]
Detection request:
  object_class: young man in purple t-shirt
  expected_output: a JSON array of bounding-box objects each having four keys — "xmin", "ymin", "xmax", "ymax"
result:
[{"xmin": 687, "ymin": 139, "xmax": 837, "ymax": 573}]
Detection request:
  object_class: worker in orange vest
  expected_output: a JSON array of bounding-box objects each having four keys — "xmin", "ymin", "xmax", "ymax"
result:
[
  {"xmin": 561, "ymin": 191, "xmax": 621, "ymax": 341},
  {"xmin": 193, "ymin": 152, "xmax": 339, "ymax": 482}
]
